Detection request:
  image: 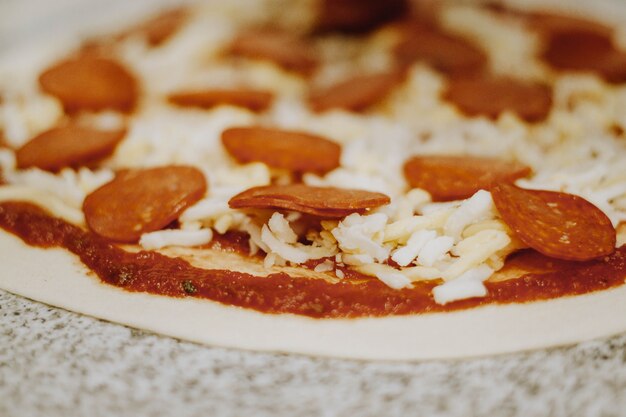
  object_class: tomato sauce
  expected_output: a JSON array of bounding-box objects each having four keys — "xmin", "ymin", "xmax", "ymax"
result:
[{"xmin": 1, "ymin": 201, "xmax": 624, "ymax": 318}]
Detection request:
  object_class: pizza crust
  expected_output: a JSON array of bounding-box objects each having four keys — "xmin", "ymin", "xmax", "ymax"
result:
[{"xmin": 2, "ymin": 229, "xmax": 626, "ymax": 360}]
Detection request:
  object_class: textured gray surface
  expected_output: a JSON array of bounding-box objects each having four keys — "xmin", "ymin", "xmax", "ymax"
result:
[{"xmin": 1, "ymin": 289, "xmax": 625, "ymax": 417}]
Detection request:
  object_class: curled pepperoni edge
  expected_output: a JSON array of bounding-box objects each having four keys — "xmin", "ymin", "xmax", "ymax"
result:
[{"xmin": 228, "ymin": 185, "xmax": 391, "ymax": 218}]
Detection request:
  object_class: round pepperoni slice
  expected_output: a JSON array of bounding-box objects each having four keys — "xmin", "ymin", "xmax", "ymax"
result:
[
  {"xmin": 403, "ymin": 155, "xmax": 531, "ymax": 202},
  {"xmin": 168, "ymin": 89, "xmax": 274, "ymax": 112},
  {"xmin": 16, "ymin": 125, "xmax": 126, "ymax": 171},
  {"xmin": 309, "ymin": 71, "xmax": 404, "ymax": 113},
  {"xmin": 393, "ymin": 22, "xmax": 487, "ymax": 75},
  {"xmin": 222, "ymin": 127, "xmax": 341, "ymax": 174},
  {"xmin": 39, "ymin": 56, "xmax": 138, "ymax": 113},
  {"xmin": 443, "ymin": 76, "xmax": 552, "ymax": 122},
  {"xmin": 83, "ymin": 166, "xmax": 207, "ymax": 242},
  {"xmin": 542, "ymin": 32, "xmax": 626, "ymax": 84},
  {"xmin": 315, "ymin": 0, "xmax": 408, "ymax": 33},
  {"xmin": 228, "ymin": 184, "xmax": 390, "ymax": 218},
  {"xmin": 229, "ymin": 30, "xmax": 317, "ymax": 74},
  {"xmin": 491, "ymin": 183, "xmax": 615, "ymax": 261}
]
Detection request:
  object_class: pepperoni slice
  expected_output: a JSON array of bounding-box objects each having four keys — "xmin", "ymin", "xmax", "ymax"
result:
[
  {"xmin": 525, "ymin": 12, "xmax": 612, "ymax": 37},
  {"xmin": 315, "ymin": 0, "xmax": 408, "ymax": 33},
  {"xmin": 16, "ymin": 125, "xmax": 126, "ymax": 171},
  {"xmin": 542, "ymin": 32, "xmax": 626, "ymax": 84},
  {"xmin": 393, "ymin": 22, "xmax": 487, "ymax": 75},
  {"xmin": 491, "ymin": 183, "xmax": 615, "ymax": 261},
  {"xmin": 229, "ymin": 30, "xmax": 317, "ymax": 74},
  {"xmin": 39, "ymin": 56, "xmax": 138, "ymax": 113},
  {"xmin": 228, "ymin": 184, "xmax": 390, "ymax": 218},
  {"xmin": 168, "ymin": 89, "xmax": 274, "ymax": 112},
  {"xmin": 309, "ymin": 71, "xmax": 404, "ymax": 113},
  {"xmin": 443, "ymin": 76, "xmax": 552, "ymax": 122},
  {"xmin": 125, "ymin": 8, "xmax": 188, "ymax": 46},
  {"xmin": 222, "ymin": 127, "xmax": 341, "ymax": 174},
  {"xmin": 403, "ymin": 155, "xmax": 531, "ymax": 202},
  {"xmin": 83, "ymin": 166, "xmax": 207, "ymax": 242}
]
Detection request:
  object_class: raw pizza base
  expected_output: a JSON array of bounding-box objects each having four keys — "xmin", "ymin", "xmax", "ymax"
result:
[
  {"xmin": 2, "ymin": 230, "xmax": 626, "ymax": 361},
  {"xmin": 3, "ymin": 0, "xmax": 626, "ymax": 360}
]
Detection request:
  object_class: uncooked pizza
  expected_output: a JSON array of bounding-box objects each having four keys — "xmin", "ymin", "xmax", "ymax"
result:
[{"xmin": 1, "ymin": 0, "xmax": 626, "ymax": 360}]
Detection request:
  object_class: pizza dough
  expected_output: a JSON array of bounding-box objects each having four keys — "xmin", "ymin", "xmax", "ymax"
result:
[{"xmin": 1, "ymin": 0, "xmax": 626, "ymax": 360}]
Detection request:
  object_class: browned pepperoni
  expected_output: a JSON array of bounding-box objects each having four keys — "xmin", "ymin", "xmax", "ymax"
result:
[
  {"xmin": 403, "ymin": 155, "xmax": 531, "ymax": 201},
  {"xmin": 228, "ymin": 184, "xmax": 390, "ymax": 218},
  {"xmin": 491, "ymin": 183, "xmax": 615, "ymax": 261},
  {"xmin": 309, "ymin": 71, "xmax": 404, "ymax": 113},
  {"xmin": 222, "ymin": 127, "xmax": 341, "ymax": 174},
  {"xmin": 78, "ymin": 8, "xmax": 188, "ymax": 56},
  {"xmin": 229, "ymin": 30, "xmax": 318, "ymax": 74},
  {"xmin": 83, "ymin": 166, "xmax": 207, "ymax": 242},
  {"xmin": 542, "ymin": 32, "xmax": 626, "ymax": 84},
  {"xmin": 315, "ymin": 0, "xmax": 408, "ymax": 33},
  {"xmin": 168, "ymin": 89, "xmax": 274, "ymax": 112},
  {"xmin": 393, "ymin": 22, "xmax": 487, "ymax": 75},
  {"xmin": 443, "ymin": 76, "xmax": 552, "ymax": 122},
  {"xmin": 514, "ymin": 10, "xmax": 613, "ymax": 37},
  {"xmin": 126, "ymin": 8, "xmax": 189, "ymax": 46},
  {"xmin": 39, "ymin": 56, "xmax": 138, "ymax": 113},
  {"xmin": 16, "ymin": 125, "xmax": 126, "ymax": 171}
]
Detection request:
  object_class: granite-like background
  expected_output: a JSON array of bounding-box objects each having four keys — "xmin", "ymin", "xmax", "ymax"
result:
[{"xmin": 1, "ymin": 290, "xmax": 625, "ymax": 417}]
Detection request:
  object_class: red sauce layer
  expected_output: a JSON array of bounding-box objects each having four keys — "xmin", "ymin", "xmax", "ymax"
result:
[{"xmin": 1, "ymin": 201, "xmax": 625, "ymax": 318}]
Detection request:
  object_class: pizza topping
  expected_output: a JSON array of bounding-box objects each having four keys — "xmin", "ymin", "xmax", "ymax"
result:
[
  {"xmin": 315, "ymin": 0, "xmax": 408, "ymax": 33},
  {"xmin": 443, "ymin": 76, "xmax": 552, "ymax": 121},
  {"xmin": 83, "ymin": 165, "xmax": 207, "ymax": 242},
  {"xmin": 4, "ymin": 202, "xmax": 626, "ymax": 317},
  {"xmin": 122, "ymin": 8, "xmax": 188, "ymax": 46},
  {"xmin": 403, "ymin": 155, "xmax": 532, "ymax": 201},
  {"xmin": 229, "ymin": 29, "xmax": 318, "ymax": 74},
  {"xmin": 16, "ymin": 125, "xmax": 125, "ymax": 171},
  {"xmin": 2, "ymin": 1, "xmax": 626, "ymax": 310},
  {"xmin": 139, "ymin": 228, "xmax": 213, "ymax": 250},
  {"xmin": 168, "ymin": 89, "xmax": 274, "ymax": 112},
  {"xmin": 309, "ymin": 71, "xmax": 404, "ymax": 113},
  {"xmin": 229, "ymin": 184, "xmax": 390, "ymax": 218},
  {"xmin": 393, "ymin": 22, "xmax": 487, "ymax": 75},
  {"xmin": 523, "ymin": 12, "xmax": 613, "ymax": 37},
  {"xmin": 222, "ymin": 127, "xmax": 341, "ymax": 174},
  {"xmin": 39, "ymin": 56, "xmax": 138, "ymax": 113},
  {"xmin": 432, "ymin": 264, "xmax": 493, "ymax": 305},
  {"xmin": 491, "ymin": 183, "xmax": 616, "ymax": 261},
  {"xmin": 542, "ymin": 32, "xmax": 626, "ymax": 84}
]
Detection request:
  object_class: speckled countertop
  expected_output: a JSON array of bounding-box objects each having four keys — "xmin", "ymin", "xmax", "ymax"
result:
[{"xmin": 1, "ymin": 289, "xmax": 625, "ymax": 417}]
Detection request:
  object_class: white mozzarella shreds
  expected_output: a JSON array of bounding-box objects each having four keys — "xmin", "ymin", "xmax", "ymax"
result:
[
  {"xmin": 432, "ymin": 265, "xmax": 495, "ymax": 305},
  {"xmin": 391, "ymin": 230, "xmax": 438, "ymax": 267},
  {"xmin": 331, "ymin": 213, "xmax": 391, "ymax": 263},
  {"xmin": 260, "ymin": 213, "xmax": 337, "ymax": 265},
  {"xmin": 0, "ymin": 91, "xmax": 63, "ymax": 147},
  {"xmin": 444, "ymin": 190, "xmax": 496, "ymax": 241},
  {"xmin": 139, "ymin": 229, "xmax": 214, "ymax": 250},
  {"xmin": 3, "ymin": 0, "xmax": 626, "ymax": 307},
  {"xmin": 6, "ymin": 167, "xmax": 114, "ymax": 210}
]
